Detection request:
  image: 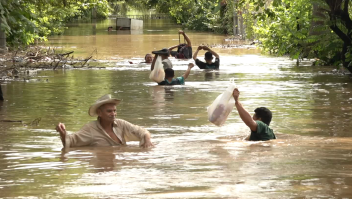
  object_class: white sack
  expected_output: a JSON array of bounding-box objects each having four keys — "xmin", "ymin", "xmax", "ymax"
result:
[
  {"xmin": 208, "ymin": 81, "xmax": 236, "ymax": 126},
  {"xmin": 149, "ymin": 56, "xmax": 165, "ymax": 82}
]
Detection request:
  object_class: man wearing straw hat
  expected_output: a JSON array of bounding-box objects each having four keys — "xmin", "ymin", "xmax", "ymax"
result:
[{"xmin": 55, "ymin": 94, "xmax": 154, "ymax": 148}]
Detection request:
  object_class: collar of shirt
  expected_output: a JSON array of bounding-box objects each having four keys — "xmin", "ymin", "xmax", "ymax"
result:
[{"xmin": 96, "ymin": 118, "xmax": 124, "ymax": 144}]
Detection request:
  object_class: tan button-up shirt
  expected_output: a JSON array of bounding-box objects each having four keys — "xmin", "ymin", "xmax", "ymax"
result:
[{"xmin": 65, "ymin": 119, "xmax": 150, "ymax": 148}]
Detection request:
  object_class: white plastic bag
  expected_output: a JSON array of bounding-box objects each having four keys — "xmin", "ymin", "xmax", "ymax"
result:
[
  {"xmin": 149, "ymin": 56, "xmax": 165, "ymax": 82},
  {"xmin": 207, "ymin": 79, "xmax": 236, "ymax": 126}
]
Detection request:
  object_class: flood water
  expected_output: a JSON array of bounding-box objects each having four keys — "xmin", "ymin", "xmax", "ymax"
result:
[{"xmin": 1, "ymin": 19, "xmax": 352, "ymax": 198}]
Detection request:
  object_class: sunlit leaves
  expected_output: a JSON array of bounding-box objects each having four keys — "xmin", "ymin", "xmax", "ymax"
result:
[
  {"xmin": 238, "ymin": 0, "xmax": 350, "ymax": 68},
  {"xmin": 1, "ymin": 0, "xmax": 111, "ymax": 46}
]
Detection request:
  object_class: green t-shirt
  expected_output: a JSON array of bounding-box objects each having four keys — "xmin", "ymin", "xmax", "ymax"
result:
[
  {"xmin": 158, "ymin": 76, "xmax": 185, "ymax": 85},
  {"xmin": 250, "ymin": 121, "xmax": 276, "ymax": 141}
]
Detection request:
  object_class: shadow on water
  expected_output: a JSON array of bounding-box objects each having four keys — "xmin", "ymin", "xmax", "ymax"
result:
[{"xmin": 0, "ymin": 19, "xmax": 352, "ymax": 198}]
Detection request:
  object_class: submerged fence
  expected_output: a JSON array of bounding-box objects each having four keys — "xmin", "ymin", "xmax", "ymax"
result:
[{"xmin": 109, "ymin": 14, "xmax": 171, "ymax": 20}]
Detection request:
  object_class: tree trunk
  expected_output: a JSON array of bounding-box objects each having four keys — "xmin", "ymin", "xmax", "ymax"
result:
[
  {"xmin": 239, "ymin": 12, "xmax": 245, "ymax": 39},
  {"xmin": 92, "ymin": 6, "xmax": 97, "ymax": 19},
  {"xmin": 324, "ymin": 0, "xmax": 352, "ymax": 73},
  {"xmin": 233, "ymin": 0, "xmax": 239, "ymax": 35},
  {"xmin": 0, "ymin": 18, "xmax": 7, "ymax": 54}
]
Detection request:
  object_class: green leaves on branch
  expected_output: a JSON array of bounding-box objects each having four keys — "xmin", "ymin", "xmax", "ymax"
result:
[
  {"xmin": 129, "ymin": 0, "xmax": 233, "ymax": 33},
  {"xmin": 239, "ymin": 0, "xmax": 349, "ymax": 68},
  {"xmin": 0, "ymin": 0, "xmax": 111, "ymax": 46}
]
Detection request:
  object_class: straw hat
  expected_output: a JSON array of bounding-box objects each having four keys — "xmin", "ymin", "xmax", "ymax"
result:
[{"xmin": 88, "ymin": 94, "xmax": 121, "ymax": 117}]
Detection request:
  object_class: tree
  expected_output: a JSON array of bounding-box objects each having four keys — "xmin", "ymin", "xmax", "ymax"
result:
[
  {"xmin": 125, "ymin": 0, "xmax": 233, "ymax": 33},
  {"xmin": 0, "ymin": 0, "xmax": 111, "ymax": 47},
  {"xmin": 237, "ymin": 0, "xmax": 352, "ymax": 73},
  {"xmin": 0, "ymin": 18, "xmax": 6, "ymax": 52},
  {"xmin": 321, "ymin": 0, "xmax": 352, "ymax": 72}
]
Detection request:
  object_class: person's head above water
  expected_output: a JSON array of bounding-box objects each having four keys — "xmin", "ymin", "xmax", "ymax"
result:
[
  {"xmin": 204, "ymin": 51, "xmax": 213, "ymax": 63},
  {"xmin": 253, "ymin": 107, "xmax": 272, "ymax": 126},
  {"xmin": 145, "ymin": 54, "xmax": 153, "ymax": 63},
  {"xmin": 164, "ymin": 68, "xmax": 175, "ymax": 79}
]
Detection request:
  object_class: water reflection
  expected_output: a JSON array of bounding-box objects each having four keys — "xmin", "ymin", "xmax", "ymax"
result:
[
  {"xmin": 60, "ymin": 146, "xmax": 151, "ymax": 172},
  {"xmin": 150, "ymin": 86, "xmax": 175, "ymax": 103},
  {"xmin": 204, "ymin": 70, "xmax": 220, "ymax": 81}
]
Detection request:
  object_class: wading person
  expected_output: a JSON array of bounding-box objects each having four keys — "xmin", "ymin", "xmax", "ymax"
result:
[
  {"xmin": 151, "ymin": 48, "xmax": 173, "ymax": 70},
  {"xmin": 129, "ymin": 53, "xmax": 153, "ymax": 64},
  {"xmin": 158, "ymin": 63, "xmax": 194, "ymax": 85},
  {"xmin": 193, "ymin": 45, "xmax": 220, "ymax": 69},
  {"xmin": 55, "ymin": 94, "xmax": 154, "ymax": 148},
  {"xmin": 130, "ymin": 53, "xmax": 153, "ymax": 64},
  {"xmin": 144, "ymin": 53, "xmax": 153, "ymax": 64},
  {"xmin": 168, "ymin": 30, "xmax": 192, "ymax": 59},
  {"xmin": 232, "ymin": 88, "xmax": 276, "ymax": 141}
]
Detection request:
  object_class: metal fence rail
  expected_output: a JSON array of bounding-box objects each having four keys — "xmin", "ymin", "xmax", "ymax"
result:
[{"xmin": 109, "ymin": 14, "xmax": 171, "ymax": 20}]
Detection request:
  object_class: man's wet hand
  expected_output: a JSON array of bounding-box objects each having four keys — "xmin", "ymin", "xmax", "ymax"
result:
[
  {"xmin": 142, "ymin": 139, "xmax": 154, "ymax": 148},
  {"xmin": 233, "ymin": 88, "xmax": 240, "ymax": 101},
  {"xmin": 188, "ymin": 63, "xmax": 194, "ymax": 69},
  {"xmin": 56, "ymin": 123, "xmax": 66, "ymax": 147}
]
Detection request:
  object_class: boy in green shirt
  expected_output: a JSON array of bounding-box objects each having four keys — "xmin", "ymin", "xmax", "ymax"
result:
[
  {"xmin": 232, "ymin": 88, "xmax": 276, "ymax": 141},
  {"xmin": 158, "ymin": 63, "xmax": 194, "ymax": 85}
]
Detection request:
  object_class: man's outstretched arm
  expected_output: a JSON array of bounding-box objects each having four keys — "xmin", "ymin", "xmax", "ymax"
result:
[
  {"xmin": 233, "ymin": 88, "xmax": 257, "ymax": 132},
  {"xmin": 193, "ymin": 46, "xmax": 202, "ymax": 60},
  {"xmin": 56, "ymin": 123, "xmax": 67, "ymax": 147},
  {"xmin": 180, "ymin": 30, "xmax": 192, "ymax": 46},
  {"xmin": 182, "ymin": 63, "xmax": 194, "ymax": 79},
  {"xmin": 142, "ymin": 133, "xmax": 154, "ymax": 148},
  {"xmin": 168, "ymin": 44, "xmax": 179, "ymax": 51},
  {"xmin": 150, "ymin": 54, "xmax": 158, "ymax": 71}
]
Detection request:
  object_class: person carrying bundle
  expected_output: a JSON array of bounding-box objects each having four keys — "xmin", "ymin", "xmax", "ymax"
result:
[
  {"xmin": 158, "ymin": 63, "xmax": 194, "ymax": 85},
  {"xmin": 232, "ymin": 88, "xmax": 276, "ymax": 141},
  {"xmin": 168, "ymin": 30, "xmax": 192, "ymax": 59},
  {"xmin": 151, "ymin": 48, "xmax": 173, "ymax": 70}
]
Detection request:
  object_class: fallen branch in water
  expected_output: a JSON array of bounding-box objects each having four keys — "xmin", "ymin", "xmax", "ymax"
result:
[
  {"xmin": 0, "ymin": 47, "xmax": 97, "ymax": 77},
  {"xmin": 59, "ymin": 51, "xmax": 74, "ymax": 57},
  {"xmin": 0, "ymin": 120, "xmax": 22, "ymax": 123},
  {"xmin": 76, "ymin": 55, "xmax": 92, "ymax": 68}
]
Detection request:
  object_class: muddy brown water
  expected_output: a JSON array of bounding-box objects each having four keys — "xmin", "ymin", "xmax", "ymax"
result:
[{"xmin": 1, "ymin": 19, "xmax": 352, "ymax": 198}]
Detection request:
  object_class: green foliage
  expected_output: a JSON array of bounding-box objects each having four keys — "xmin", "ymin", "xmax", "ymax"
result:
[
  {"xmin": 237, "ymin": 0, "xmax": 349, "ymax": 68},
  {"xmin": 128, "ymin": 0, "xmax": 233, "ymax": 33},
  {"xmin": 0, "ymin": 0, "xmax": 111, "ymax": 46},
  {"xmin": 242, "ymin": 3, "xmax": 255, "ymax": 40},
  {"xmin": 244, "ymin": 0, "xmax": 311, "ymax": 58}
]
